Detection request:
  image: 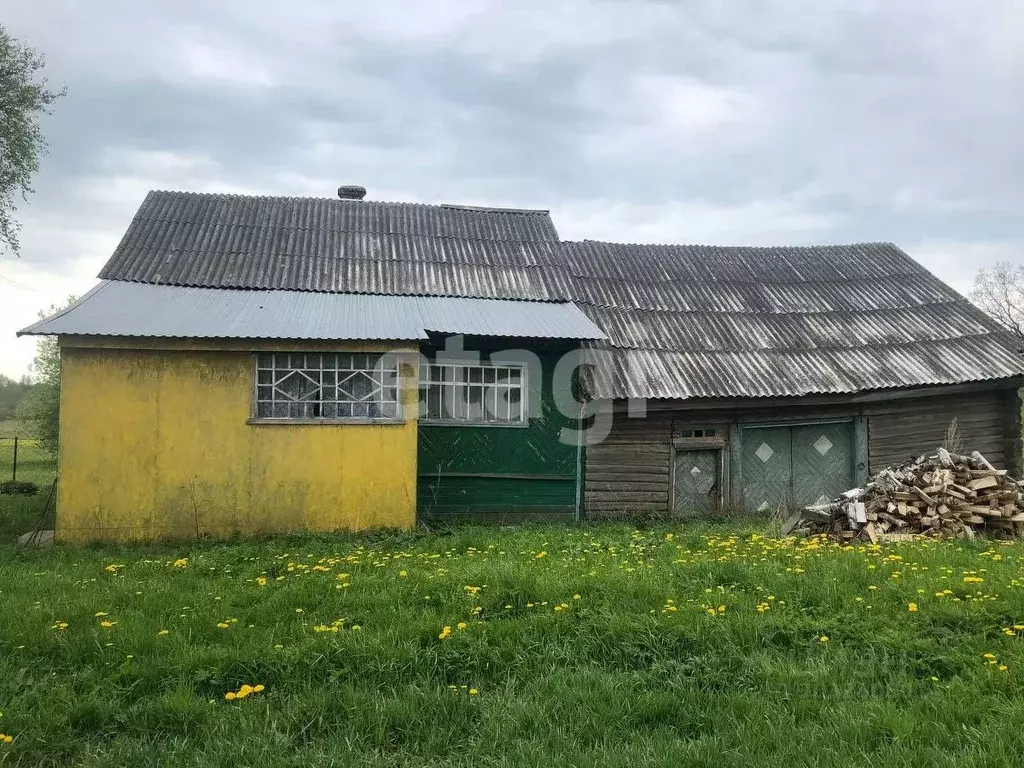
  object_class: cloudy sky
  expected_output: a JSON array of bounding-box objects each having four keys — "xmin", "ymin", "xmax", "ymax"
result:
[{"xmin": 2, "ymin": 1, "xmax": 1023, "ymax": 378}]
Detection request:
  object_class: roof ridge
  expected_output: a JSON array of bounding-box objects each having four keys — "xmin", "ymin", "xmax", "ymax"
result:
[
  {"xmin": 144, "ymin": 190, "xmax": 552, "ymax": 216},
  {"xmin": 566, "ymin": 238, "xmax": 900, "ymax": 250}
]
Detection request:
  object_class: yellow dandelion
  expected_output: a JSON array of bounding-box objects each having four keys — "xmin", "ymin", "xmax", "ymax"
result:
[
  {"xmin": 469, "ymin": 688, "xmax": 479, "ymax": 695},
  {"xmin": 158, "ymin": 629, "xmax": 169, "ymax": 636},
  {"xmin": 225, "ymin": 692, "xmax": 236, "ymax": 701},
  {"xmin": 908, "ymin": 603, "xmax": 918, "ymax": 612},
  {"xmin": 819, "ymin": 635, "xmax": 829, "ymax": 643}
]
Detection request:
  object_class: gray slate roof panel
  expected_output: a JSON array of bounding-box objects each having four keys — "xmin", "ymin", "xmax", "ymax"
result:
[
  {"xmin": 99, "ymin": 192, "xmax": 563, "ymax": 298},
  {"xmin": 565, "ymin": 240, "xmax": 1024, "ymax": 398},
  {"xmin": 75, "ymin": 190, "xmax": 1024, "ymax": 398},
  {"xmin": 19, "ymin": 281, "xmax": 606, "ymax": 342}
]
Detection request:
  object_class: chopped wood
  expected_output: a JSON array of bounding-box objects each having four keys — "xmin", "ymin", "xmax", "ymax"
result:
[
  {"xmin": 789, "ymin": 447, "xmax": 1024, "ymax": 542},
  {"xmin": 967, "ymin": 475, "xmax": 999, "ymax": 491}
]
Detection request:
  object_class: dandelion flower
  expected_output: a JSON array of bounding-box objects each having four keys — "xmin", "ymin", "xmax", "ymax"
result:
[
  {"xmin": 253, "ymin": 684, "xmax": 265, "ymax": 693},
  {"xmin": 99, "ymin": 621, "xmax": 116, "ymax": 629},
  {"xmin": 908, "ymin": 603, "xmax": 918, "ymax": 612},
  {"xmin": 469, "ymin": 688, "xmax": 479, "ymax": 695},
  {"xmin": 457, "ymin": 622, "xmax": 467, "ymax": 631},
  {"xmin": 225, "ymin": 692, "xmax": 236, "ymax": 701},
  {"xmin": 399, "ymin": 570, "xmax": 408, "ymax": 577},
  {"xmin": 819, "ymin": 635, "xmax": 829, "ymax": 643}
]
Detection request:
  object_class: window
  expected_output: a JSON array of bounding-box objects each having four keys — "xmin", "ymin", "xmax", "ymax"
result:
[
  {"xmin": 254, "ymin": 352, "xmax": 399, "ymax": 421},
  {"xmin": 419, "ymin": 362, "xmax": 525, "ymax": 424},
  {"xmin": 678, "ymin": 428, "xmax": 718, "ymax": 439}
]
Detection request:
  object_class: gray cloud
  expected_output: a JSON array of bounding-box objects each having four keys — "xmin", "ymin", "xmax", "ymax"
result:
[{"xmin": 2, "ymin": 0, "xmax": 1024, "ymax": 376}]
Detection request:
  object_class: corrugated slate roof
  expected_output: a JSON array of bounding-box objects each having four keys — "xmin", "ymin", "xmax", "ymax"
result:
[
  {"xmin": 98, "ymin": 191, "xmax": 564, "ymax": 300},
  {"xmin": 19, "ymin": 281, "xmax": 605, "ymax": 342},
  {"xmin": 49, "ymin": 189, "xmax": 1024, "ymax": 399},
  {"xmin": 566, "ymin": 240, "xmax": 1024, "ymax": 398}
]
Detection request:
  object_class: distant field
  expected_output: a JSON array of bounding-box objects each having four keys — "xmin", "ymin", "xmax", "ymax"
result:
[
  {"xmin": 0, "ymin": 427, "xmax": 56, "ymax": 539},
  {"xmin": 1, "ymin": 525, "xmax": 1024, "ymax": 766},
  {"xmin": 0, "ymin": 419, "xmax": 30, "ymax": 438}
]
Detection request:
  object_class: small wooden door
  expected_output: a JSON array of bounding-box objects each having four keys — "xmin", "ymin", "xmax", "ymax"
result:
[{"xmin": 672, "ymin": 449, "xmax": 720, "ymax": 516}]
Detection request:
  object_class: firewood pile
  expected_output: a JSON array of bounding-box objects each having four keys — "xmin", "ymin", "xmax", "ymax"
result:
[{"xmin": 782, "ymin": 448, "xmax": 1024, "ymax": 542}]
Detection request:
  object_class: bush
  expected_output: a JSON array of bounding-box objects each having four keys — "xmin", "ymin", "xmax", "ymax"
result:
[{"xmin": 0, "ymin": 479, "xmax": 39, "ymax": 495}]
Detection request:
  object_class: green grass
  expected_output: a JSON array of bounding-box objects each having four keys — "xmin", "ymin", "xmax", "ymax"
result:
[
  {"xmin": 0, "ymin": 428, "xmax": 56, "ymax": 541},
  {"xmin": 1, "ymin": 525, "xmax": 1024, "ymax": 766}
]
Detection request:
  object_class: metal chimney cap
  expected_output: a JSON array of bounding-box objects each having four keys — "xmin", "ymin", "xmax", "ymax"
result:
[{"xmin": 337, "ymin": 185, "xmax": 367, "ymax": 200}]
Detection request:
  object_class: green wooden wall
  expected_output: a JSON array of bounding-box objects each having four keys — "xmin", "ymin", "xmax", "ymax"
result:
[{"xmin": 417, "ymin": 343, "xmax": 580, "ymax": 521}]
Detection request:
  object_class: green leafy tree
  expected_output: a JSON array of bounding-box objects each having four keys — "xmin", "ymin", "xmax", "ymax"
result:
[
  {"xmin": 0, "ymin": 24, "xmax": 65, "ymax": 255},
  {"xmin": 0, "ymin": 373, "xmax": 33, "ymax": 420},
  {"xmin": 17, "ymin": 299, "xmax": 74, "ymax": 453}
]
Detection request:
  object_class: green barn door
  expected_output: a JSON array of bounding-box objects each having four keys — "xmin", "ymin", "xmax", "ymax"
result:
[
  {"xmin": 741, "ymin": 422, "xmax": 854, "ymax": 512},
  {"xmin": 672, "ymin": 449, "xmax": 720, "ymax": 517},
  {"xmin": 741, "ymin": 427, "xmax": 794, "ymax": 513},
  {"xmin": 791, "ymin": 422, "xmax": 854, "ymax": 507}
]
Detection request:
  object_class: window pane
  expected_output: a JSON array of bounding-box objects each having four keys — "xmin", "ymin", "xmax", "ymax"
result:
[{"xmin": 253, "ymin": 352, "xmax": 399, "ymax": 421}]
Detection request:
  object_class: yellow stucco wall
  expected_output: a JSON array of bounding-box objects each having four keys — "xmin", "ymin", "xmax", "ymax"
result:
[{"xmin": 56, "ymin": 338, "xmax": 419, "ymax": 541}]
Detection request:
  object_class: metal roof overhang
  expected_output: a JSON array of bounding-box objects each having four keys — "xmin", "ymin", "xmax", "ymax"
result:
[{"xmin": 17, "ymin": 281, "xmax": 607, "ymax": 342}]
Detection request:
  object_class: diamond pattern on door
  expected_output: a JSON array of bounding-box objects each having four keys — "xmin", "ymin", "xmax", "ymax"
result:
[
  {"xmin": 673, "ymin": 449, "xmax": 719, "ymax": 517},
  {"xmin": 813, "ymin": 434, "xmax": 833, "ymax": 456},
  {"xmin": 742, "ymin": 427, "xmax": 793, "ymax": 515}
]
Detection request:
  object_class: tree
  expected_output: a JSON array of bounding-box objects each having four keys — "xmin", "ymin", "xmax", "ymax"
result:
[
  {"xmin": 971, "ymin": 263, "xmax": 1024, "ymax": 343},
  {"xmin": 16, "ymin": 299, "xmax": 74, "ymax": 453},
  {"xmin": 0, "ymin": 373, "xmax": 34, "ymax": 420},
  {"xmin": 0, "ymin": 24, "xmax": 65, "ymax": 255}
]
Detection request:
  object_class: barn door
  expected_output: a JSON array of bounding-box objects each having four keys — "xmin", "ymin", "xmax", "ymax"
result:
[
  {"xmin": 741, "ymin": 427, "xmax": 794, "ymax": 513},
  {"xmin": 791, "ymin": 422, "xmax": 854, "ymax": 507},
  {"xmin": 672, "ymin": 449, "xmax": 720, "ymax": 516},
  {"xmin": 741, "ymin": 422, "xmax": 854, "ymax": 513}
]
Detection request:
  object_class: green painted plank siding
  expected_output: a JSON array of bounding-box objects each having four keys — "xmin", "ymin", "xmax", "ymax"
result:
[{"xmin": 417, "ymin": 344, "xmax": 580, "ymax": 517}]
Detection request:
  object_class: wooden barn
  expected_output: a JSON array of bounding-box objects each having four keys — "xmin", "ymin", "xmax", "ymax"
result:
[
  {"xmin": 19, "ymin": 187, "xmax": 1024, "ymax": 539},
  {"xmin": 570, "ymin": 241, "xmax": 1024, "ymax": 517}
]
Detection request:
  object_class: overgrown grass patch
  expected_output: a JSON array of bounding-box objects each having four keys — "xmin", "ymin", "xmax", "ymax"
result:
[
  {"xmin": 2, "ymin": 524, "xmax": 1024, "ymax": 766},
  {"xmin": 0, "ymin": 432, "xmax": 55, "ymax": 540}
]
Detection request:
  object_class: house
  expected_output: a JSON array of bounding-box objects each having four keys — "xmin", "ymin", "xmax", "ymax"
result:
[{"xmin": 19, "ymin": 187, "xmax": 1024, "ymax": 540}]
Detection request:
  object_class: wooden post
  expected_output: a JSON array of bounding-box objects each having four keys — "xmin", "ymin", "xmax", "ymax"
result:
[{"xmin": 11, "ymin": 436, "xmax": 17, "ymax": 482}]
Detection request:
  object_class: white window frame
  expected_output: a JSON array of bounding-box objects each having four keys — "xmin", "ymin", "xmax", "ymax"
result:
[
  {"xmin": 418, "ymin": 361, "xmax": 528, "ymax": 426},
  {"xmin": 251, "ymin": 352, "xmax": 401, "ymax": 424}
]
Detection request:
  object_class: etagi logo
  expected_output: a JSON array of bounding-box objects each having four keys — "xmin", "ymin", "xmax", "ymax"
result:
[{"xmin": 375, "ymin": 335, "xmax": 647, "ymax": 446}]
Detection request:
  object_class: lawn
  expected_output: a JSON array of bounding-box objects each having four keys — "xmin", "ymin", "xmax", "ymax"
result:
[
  {"xmin": 0, "ymin": 423, "xmax": 56, "ymax": 542},
  {"xmin": 1, "ymin": 526, "xmax": 1024, "ymax": 766}
]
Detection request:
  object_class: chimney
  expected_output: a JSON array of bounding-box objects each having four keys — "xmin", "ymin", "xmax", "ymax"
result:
[{"xmin": 337, "ymin": 185, "xmax": 367, "ymax": 200}]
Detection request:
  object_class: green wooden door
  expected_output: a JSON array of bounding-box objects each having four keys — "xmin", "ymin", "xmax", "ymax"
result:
[
  {"xmin": 672, "ymin": 449, "xmax": 720, "ymax": 516},
  {"xmin": 791, "ymin": 422, "xmax": 854, "ymax": 507},
  {"xmin": 741, "ymin": 427, "xmax": 794, "ymax": 513},
  {"xmin": 741, "ymin": 422, "xmax": 854, "ymax": 512}
]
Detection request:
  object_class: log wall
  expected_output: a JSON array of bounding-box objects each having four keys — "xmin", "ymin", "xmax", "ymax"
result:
[{"xmin": 584, "ymin": 385, "xmax": 1021, "ymax": 518}]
